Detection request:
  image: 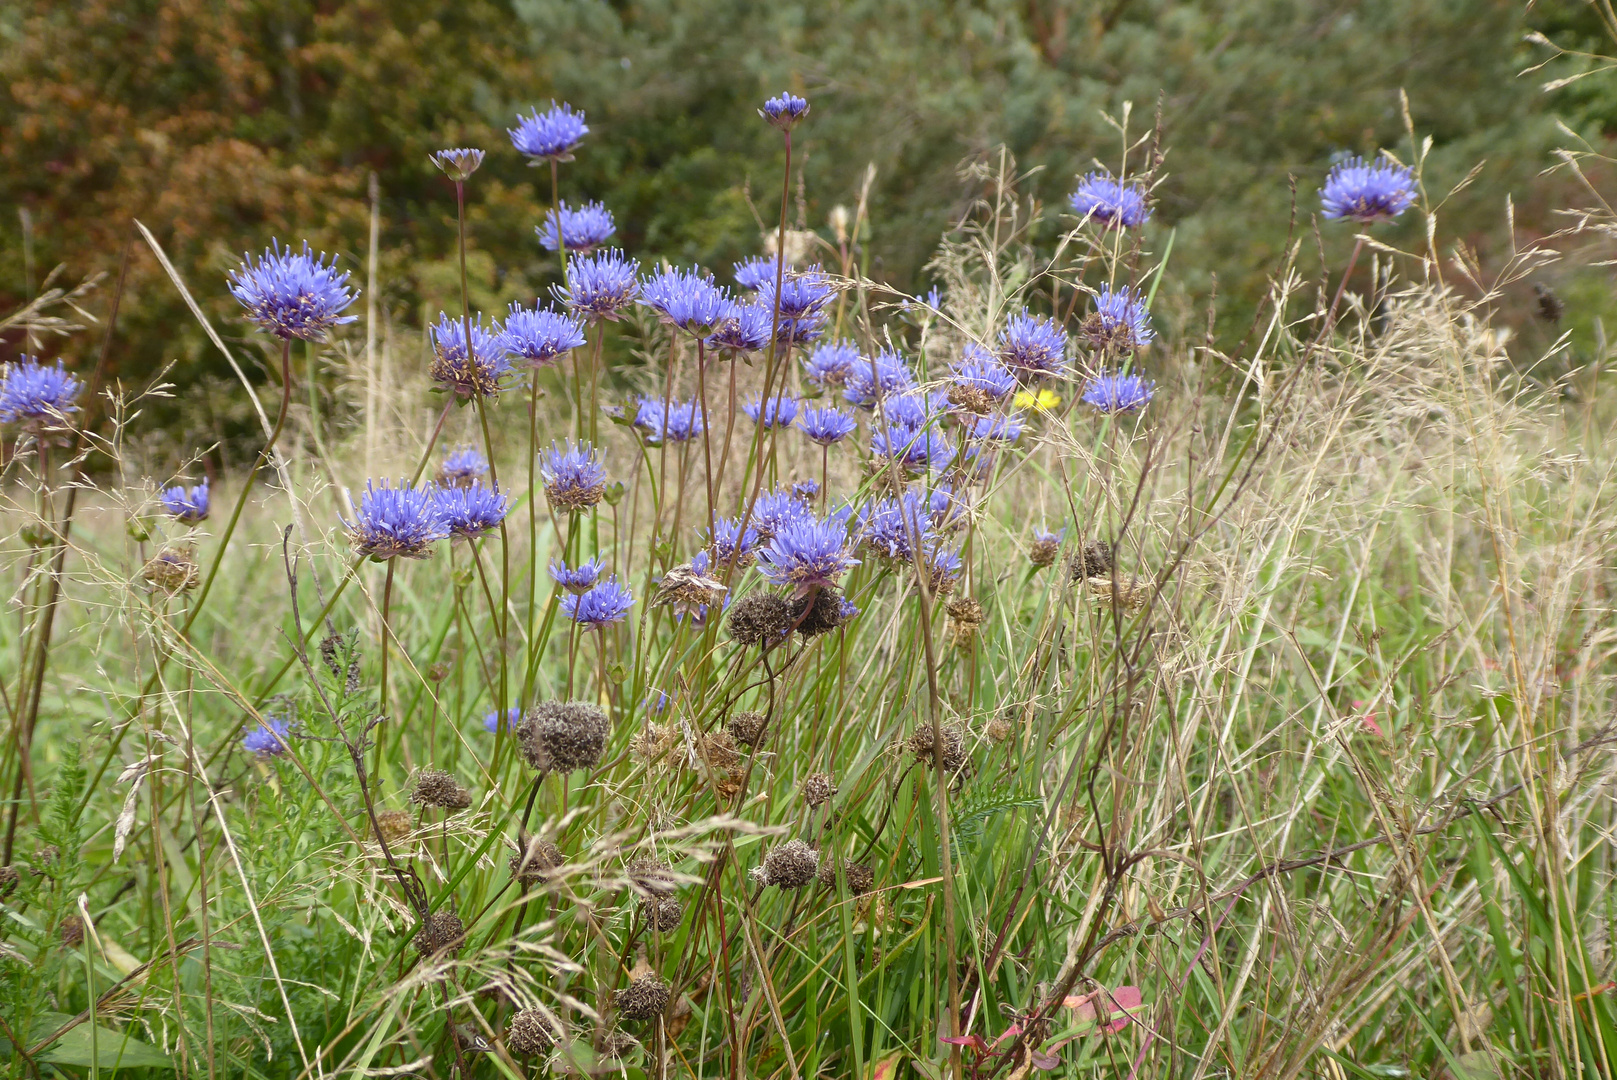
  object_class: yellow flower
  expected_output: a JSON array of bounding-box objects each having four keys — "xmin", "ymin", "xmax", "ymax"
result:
[{"xmin": 1013, "ymin": 388, "xmax": 1061, "ymax": 412}]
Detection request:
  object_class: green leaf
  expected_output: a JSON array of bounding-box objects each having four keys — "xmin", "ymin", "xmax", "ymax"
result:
[{"xmin": 29, "ymin": 1012, "xmax": 173, "ymax": 1071}]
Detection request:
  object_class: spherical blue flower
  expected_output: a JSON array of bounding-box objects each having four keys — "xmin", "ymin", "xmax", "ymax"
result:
[
  {"xmin": 1069, "ymin": 172, "xmax": 1151, "ymax": 229},
  {"xmin": 484, "ymin": 705, "xmax": 520, "ymax": 733},
  {"xmin": 927, "ymin": 484, "xmax": 968, "ymax": 531},
  {"xmin": 640, "ymin": 267, "xmax": 734, "ymax": 334},
  {"xmin": 549, "ymin": 556, "xmax": 605, "ymax": 594},
  {"xmin": 950, "ymin": 347, "xmax": 1018, "ymax": 409},
  {"xmin": 798, "ymin": 405, "xmax": 858, "ymax": 446},
  {"xmin": 508, "ymin": 101, "xmax": 588, "ymax": 162},
  {"xmin": 925, "ymin": 544, "xmax": 963, "ymax": 588},
  {"xmin": 537, "ymin": 201, "xmax": 616, "ymax": 253},
  {"xmin": 228, "ymin": 240, "xmax": 358, "ymax": 341},
  {"xmin": 843, "ymin": 349, "xmax": 917, "ymax": 407},
  {"xmin": 750, "ymin": 487, "xmax": 811, "ymax": 539},
  {"xmin": 871, "ymin": 425, "xmax": 954, "ymax": 474},
  {"xmin": 632, "ymin": 397, "xmax": 704, "ymax": 444},
  {"xmin": 437, "ymin": 446, "xmax": 489, "ymax": 488},
  {"xmin": 436, "ymin": 482, "xmax": 510, "ymax": 539},
  {"xmin": 1320, "ymin": 155, "xmax": 1416, "ymax": 223},
  {"xmin": 344, "ymin": 480, "xmax": 448, "ymax": 560},
  {"xmin": 0, "ymin": 357, "xmax": 82, "ymax": 427},
  {"xmin": 759, "ymin": 91, "xmax": 810, "ymax": 131},
  {"xmin": 1083, "ymin": 285, "xmax": 1154, "ymax": 353},
  {"xmin": 860, "ymin": 490, "xmax": 933, "ymax": 561},
  {"xmin": 970, "ymin": 413, "xmax": 1025, "ymax": 442},
  {"xmin": 542, "ymin": 441, "xmax": 608, "ymax": 512},
  {"xmin": 1082, "ymin": 372, "xmax": 1156, "ymax": 413},
  {"xmin": 430, "ymin": 147, "xmax": 484, "ymax": 181},
  {"xmin": 243, "ymin": 716, "xmax": 293, "ymax": 756},
  {"xmin": 734, "ymin": 255, "xmax": 786, "ymax": 292},
  {"xmin": 553, "ymin": 249, "xmax": 641, "ymax": 322},
  {"xmin": 706, "ymin": 302, "xmax": 774, "ymax": 355},
  {"xmin": 160, "ymin": 478, "xmax": 210, "ymax": 523},
  {"xmin": 704, "ymin": 515, "xmax": 762, "ymax": 568},
  {"xmin": 430, "ymin": 312, "xmax": 511, "ymax": 398},
  {"xmin": 803, "ymin": 341, "xmax": 861, "ymax": 387},
  {"xmin": 755, "ymin": 513, "xmax": 858, "ymax": 597},
  {"xmin": 792, "ymin": 479, "xmax": 820, "ymax": 502},
  {"xmin": 879, "ymin": 391, "xmax": 941, "ymax": 433},
  {"xmin": 502, "ymin": 303, "xmax": 586, "ymax": 369},
  {"xmin": 1000, "ymin": 310, "xmax": 1070, "ymax": 381},
  {"xmin": 742, "ymin": 394, "xmax": 799, "ymax": 428},
  {"xmin": 760, "ymin": 267, "xmax": 832, "ymax": 320},
  {"xmin": 562, "ymin": 576, "xmax": 634, "ymax": 628}
]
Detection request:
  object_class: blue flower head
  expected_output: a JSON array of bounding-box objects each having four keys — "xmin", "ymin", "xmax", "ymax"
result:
[
  {"xmin": 925, "ymin": 545, "xmax": 964, "ymax": 593},
  {"xmin": 1069, "ymin": 172, "xmax": 1151, "ymax": 229},
  {"xmin": 742, "ymin": 394, "xmax": 799, "ymax": 428},
  {"xmin": 542, "ymin": 441, "xmax": 608, "ymax": 512},
  {"xmin": 1321, "ymin": 155, "xmax": 1417, "ymax": 223},
  {"xmin": 758, "ymin": 270, "xmax": 832, "ymax": 345},
  {"xmin": 509, "ymin": 101, "xmax": 588, "ymax": 162},
  {"xmin": 792, "ymin": 479, "xmax": 820, "ymax": 502},
  {"xmin": 430, "ymin": 313, "xmax": 511, "ymax": 398},
  {"xmin": 0, "ymin": 357, "xmax": 82, "ymax": 426},
  {"xmin": 243, "ymin": 715, "xmax": 293, "ymax": 756},
  {"xmin": 750, "ymin": 487, "xmax": 810, "ymax": 539},
  {"xmin": 1082, "ymin": 372, "xmax": 1156, "ymax": 414},
  {"xmin": 563, "ymin": 576, "xmax": 634, "ymax": 628},
  {"xmin": 843, "ymin": 349, "xmax": 917, "ymax": 408},
  {"xmin": 641, "ymin": 267, "xmax": 734, "ymax": 334},
  {"xmin": 950, "ymin": 346, "xmax": 1018, "ymax": 409},
  {"xmin": 228, "ymin": 241, "xmax": 358, "ymax": 342},
  {"xmin": 879, "ymin": 391, "xmax": 941, "ymax": 433},
  {"xmin": 861, "ymin": 489, "xmax": 934, "ymax": 561},
  {"xmin": 160, "ymin": 478, "xmax": 210, "ymax": 523},
  {"xmin": 706, "ymin": 302, "xmax": 773, "ymax": 355},
  {"xmin": 734, "ymin": 255, "xmax": 786, "ymax": 292},
  {"xmin": 436, "ymin": 482, "xmax": 509, "ymax": 539},
  {"xmin": 804, "ymin": 341, "xmax": 861, "ymax": 388},
  {"xmin": 632, "ymin": 397, "xmax": 704, "ymax": 444},
  {"xmin": 537, "ymin": 201, "xmax": 616, "ymax": 253},
  {"xmin": 437, "ymin": 446, "xmax": 488, "ymax": 488},
  {"xmin": 705, "ymin": 515, "xmax": 762, "ymax": 568},
  {"xmin": 1083, "ymin": 285, "xmax": 1155, "ymax": 353},
  {"xmin": 1000, "ymin": 310, "xmax": 1070, "ymax": 381},
  {"xmin": 759, "ymin": 92, "xmax": 811, "ymax": 132},
  {"xmin": 484, "ymin": 705, "xmax": 521, "ymax": 734},
  {"xmin": 970, "ymin": 413, "xmax": 1025, "ymax": 443},
  {"xmin": 798, "ymin": 405, "xmax": 858, "ymax": 446},
  {"xmin": 344, "ymin": 480, "xmax": 448, "ymax": 560},
  {"xmin": 549, "ymin": 556, "xmax": 605, "ymax": 594},
  {"xmin": 430, "ymin": 147, "xmax": 484, "ymax": 181},
  {"xmin": 871, "ymin": 425, "xmax": 954, "ymax": 474},
  {"xmin": 756, "ymin": 513, "xmax": 858, "ymax": 597},
  {"xmin": 502, "ymin": 304, "xmax": 586, "ymax": 369},
  {"xmin": 554, "ymin": 249, "xmax": 641, "ymax": 322}
]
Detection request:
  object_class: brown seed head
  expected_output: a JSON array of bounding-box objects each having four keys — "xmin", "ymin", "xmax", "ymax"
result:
[
  {"xmin": 510, "ymin": 836, "xmax": 565, "ymax": 885},
  {"xmin": 727, "ymin": 593, "xmax": 793, "ymax": 648},
  {"xmin": 1028, "ymin": 534, "xmax": 1062, "ymax": 569},
  {"xmin": 727, "ymin": 711, "xmax": 767, "ymax": 748},
  {"xmin": 817, "ymin": 858, "xmax": 876, "ymax": 894},
  {"xmin": 413, "ymin": 910, "xmax": 466, "ymax": 958},
  {"xmin": 906, "ymin": 725, "xmax": 971, "ymax": 776},
  {"xmin": 695, "ymin": 731, "xmax": 740, "ymax": 771},
  {"xmin": 506, "ymin": 1007, "xmax": 560, "ymax": 1055},
  {"xmin": 626, "ymin": 856, "xmax": 678, "ymax": 898},
  {"xmin": 615, "ymin": 974, "xmax": 672, "ymax": 1021},
  {"xmin": 60, "ymin": 915, "xmax": 84, "ymax": 948},
  {"xmin": 1070, "ymin": 539, "xmax": 1113, "ymax": 580},
  {"xmin": 411, "ymin": 769, "xmax": 472, "ymax": 810},
  {"xmin": 142, "ymin": 546, "xmax": 200, "ymax": 592},
  {"xmin": 948, "ymin": 383, "xmax": 996, "ymax": 414},
  {"xmin": 758, "ymin": 839, "xmax": 819, "ymax": 889},
  {"xmin": 790, "ymin": 588, "xmax": 853, "ymax": 638},
  {"xmin": 800, "ymin": 772, "xmax": 837, "ymax": 808},
  {"xmin": 518, "ymin": 701, "xmax": 610, "ymax": 773},
  {"xmin": 642, "ymin": 895, "xmax": 683, "ymax": 933},
  {"xmin": 985, "ymin": 717, "xmax": 1014, "ymax": 744},
  {"xmin": 375, "ymin": 809, "xmax": 413, "ymax": 843}
]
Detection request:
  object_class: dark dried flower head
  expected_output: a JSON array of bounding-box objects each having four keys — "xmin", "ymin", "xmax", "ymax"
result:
[
  {"xmin": 696, "ymin": 731, "xmax": 741, "ymax": 771},
  {"xmin": 626, "ymin": 856, "xmax": 679, "ymax": 898},
  {"xmin": 376, "ymin": 809, "xmax": 413, "ymax": 844},
  {"xmin": 817, "ymin": 859, "xmax": 875, "ymax": 894},
  {"xmin": 790, "ymin": 587, "xmax": 856, "ymax": 638},
  {"xmin": 756, "ymin": 839, "xmax": 819, "ymax": 889},
  {"xmin": 414, "ymin": 910, "xmax": 466, "ymax": 958},
  {"xmin": 1072, "ymin": 540, "xmax": 1114, "ymax": 580},
  {"xmin": 728, "ymin": 711, "xmax": 767, "ymax": 747},
  {"xmin": 510, "ymin": 835, "xmax": 565, "ymax": 885},
  {"xmin": 907, "ymin": 725, "xmax": 970, "ymax": 776},
  {"xmin": 630, "ymin": 723, "xmax": 678, "ymax": 767},
  {"xmin": 142, "ymin": 546, "xmax": 199, "ymax": 593},
  {"xmin": 642, "ymin": 895, "xmax": 683, "ymax": 933},
  {"xmin": 518, "ymin": 701, "xmax": 610, "ymax": 773},
  {"xmin": 946, "ymin": 596, "xmax": 985, "ymax": 647},
  {"xmin": 506, "ymin": 1007, "xmax": 561, "ymax": 1055},
  {"xmin": 1028, "ymin": 527, "xmax": 1065, "ymax": 569},
  {"xmin": 801, "ymin": 772, "xmax": 836, "ymax": 808},
  {"xmin": 616, "ymin": 974, "xmax": 672, "ymax": 1021},
  {"xmin": 654, "ymin": 560, "xmax": 728, "ymax": 619},
  {"xmin": 727, "ymin": 593, "xmax": 794, "ymax": 649},
  {"xmin": 411, "ymin": 769, "xmax": 472, "ymax": 810},
  {"xmin": 60, "ymin": 914, "xmax": 84, "ymax": 947},
  {"xmin": 985, "ymin": 717, "xmax": 1014, "ymax": 744}
]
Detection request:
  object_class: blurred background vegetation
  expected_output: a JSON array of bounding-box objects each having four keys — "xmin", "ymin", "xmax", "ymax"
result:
[{"xmin": 2, "ymin": 0, "xmax": 1614, "ymax": 425}]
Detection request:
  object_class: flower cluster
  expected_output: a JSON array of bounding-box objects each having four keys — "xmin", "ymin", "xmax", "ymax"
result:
[
  {"xmin": 550, "ymin": 557, "xmax": 605, "ymax": 593},
  {"xmin": 542, "ymin": 441, "xmax": 609, "ymax": 513},
  {"xmin": 160, "ymin": 478, "xmax": 210, "ymax": 523},
  {"xmin": 436, "ymin": 483, "xmax": 509, "ymax": 539},
  {"xmin": 501, "ymin": 304, "xmax": 586, "ymax": 369},
  {"xmin": 755, "ymin": 513, "xmax": 858, "ymax": 596},
  {"xmin": 999, "ymin": 310, "xmax": 1069, "ymax": 381},
  {"xmin": 1069, "ymin": 172, "xmax": 1151, "ymax": 229},
  {"xmin": 759, "ymin": 92, "xmax": 810, "ymax": 131},
  {"xmin": 509, "ymin": 101, "xmax": 588, "ymax": 161},
  {"xmin": 228, "ymin": 241, "xmax": 358, "ymax": 341},
  {"xmin": 430, "ymin": 147, "xmax": 484, "ymax": 181},
  {"xmin": 632, "ymin": 397, "xmax": 705, "ymax": 444},
  {"xmin": 555, "ymin": 250, "xmax": 641, "ymax": 322},
  {"xmin": 641, "ymin": 268, "xmax": 734, "ymax": 334},
  {"xmin": 0, "ymin": 358, "xmax": 83, "ymax": 426},
  {"xmin": 804, "ymin": 341, "xmax": 861, "ymax": 387},
  {"xmin": 1082, "ymin": 285, "xmax": 1155, "ymax": 353},
  {"xmin": 537, "ymin": 201, "xmax": 616, "ymax": 253},
  {"xmin": 437, "ymin": 446, "xmax": 489, "ymax": 488},
  {"xmin": 563, "ymin": 576, "xmax": 635, "ymax": 628},
  {"xmin": 1320, "ymin": 155, "xmax": 1416, "ymax": 223},
  {"xmin": 742, "ymin": 394, "xmax": 799, "ymax": 428},
  {"xmin": 429, "ymin": 313, "xmax": 511, "ymax": 398},
  {"xmin": 1081, "ymin": 372, "xmax": 1156, "ymax": 413},
  {"xmin": 345, "ymin": 481, "xmax": 449, "ymax": 560}
]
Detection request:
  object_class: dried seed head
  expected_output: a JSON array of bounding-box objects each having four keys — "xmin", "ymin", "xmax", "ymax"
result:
[
  {"xmin": 800, "ymin": 772, "xmax": 837, "ymax": 808},
  {"xmin": 318, "ymin": 633, "xmax": 343, "ymax": 678},
  {"xmin": 1070, "ymin": 539, "xmax": 1113, "ymax": 580},
  {"xmin": 598, "ymin": 1030, "xmax": 640, "ymax": 1058},
  {"xmin": 653, "ymin": 560, "xmax": 728, "ymax": 619},
  {"xmin": 142, "ymin": 546, "xmax": 200, "ymax": 592},
  {"xmin": 695, "ymin": 731, "xmax": 740, "ymax": 771},
  {"xmin": 715, "ymin": 764, "xmax": 745, "ymax": 802},
  {"xmin": 985, "ymin": 717, "xmax": 1014, "ymax": 744},
  {"xmin": 817, "ymin": 858, "xmax": 876, "ymax": 894},
  {"xmin": 375, "ymin": 809, "xmax": 413, "ymax": 843},
  {"xmin": 946, "ymin": 596, "xmax": 985, "ymax": 647},
  {"xmin": 615, "ymin": 974, "xmax": 671, "ymax": 1021},
  {"xmin": 758, "ymin": 839, "xmax": 819, "ymax": 889},
  {"xmin": 426, "ymin": 660, "xmax": 452, "ymax": 683},
  {"xmin": 60, "ymin": 915, "xmax": 84, "ymax": 947},
  {"xmin": 727, "ymin": 593, "xmax": 794, "ymax": 648},
  {"xmin": 906, "ymin": 725, "xmax": 971, "ymax": 776},
  {"xmin": 414, "ymin": 910, "xmax": 466, "ymax": 958},
  {"xmin": 626, "ymin": 856, "xmax": 678, "ymax": 898},
  {"xmin": 510, "ymin": 836, "xmax": 565, "ymax": 885},
  {"xmin": 1028, "ymin": 534, "xmax": 1062, "ymax": 568},
  {"xmin": 518, "ymin": 701, "xmax": 610, "ymax": 773},
  {"xmin": 506, "ymin": 1007, "xmax": 560, "ymax": 1055},
  {"xmin": 1086, "ymin": 575, "xmax": 1150, "ymax": 612},
  {"xmin": 411, "ymin": 769, "xmax": 472, "ymax": 810},
  {"xmin": 642, "ymin": 895, "xmax": 683, "ymax": 933},
  {"xmin": 790, "ymin": 587, "xmax": 854, "ymax": 638},
  {"xmin": 948, "ymin": 383, "xmax": 996, "ymax": 414},
  {"xmin": 727, "ymin": 711, "xmax": 767, "ymax": 748}
]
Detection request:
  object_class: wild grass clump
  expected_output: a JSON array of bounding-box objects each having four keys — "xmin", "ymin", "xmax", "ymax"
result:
[{"xmin": 1, "ymin": 91, "xmax": 1615, "ymax": 1080}]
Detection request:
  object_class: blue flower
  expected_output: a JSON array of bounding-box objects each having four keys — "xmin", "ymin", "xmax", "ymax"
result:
[
  {"xmin": 803, "ymin": 340, "xmax": 861, "ymax": 387},
  {"xmin": 950, "ymin": 347, "xmax": 1017, "ymax": 409},
  {"xmin": 1321, "ymin": 155, "xmax": 1416, "ymax": 223},
  {"xmin": 0, "ymin": 357, "xmax": 82, "ymax": 426},
  {"xmin": 759, "ymin": 91, "xmax": 811, "ymax": 131},
  {"xmin": 553, "ymin": 249, "xmax": 641, "ymax": 322},
  {"xmin": 1081, "ymin": 372, "xmax": 1156, "ymax": 413},
  {"xmin": 437, "ymin": 446, "xmax": 489, "ymax": 488},
  {"xmin": 706, "ymin": 302, "xmax": 774, "ymax": 355},
  {"xmin": 430, "ymin": 147, "xmax": 484, "ymax": 181},
  {"xmin": 742, "ymin": 394, "xmax": 799, "ymax": 428},
  {"xmin": 640, "ymin": 267, "xmax": 735, "ymax": 334},
  {"xmin": 871, "ymin": 425, "xmax": 954, "ymax": 474},
  {"xmin": 436, "ymin": 482, "xmax": 509, "ymax": 539},
  {"xmin": 924, "ymin": 545, "xmax": 964, "ymax": 593},
  {"xmin": 1069, "ymin": 172, "xmax": 1151, "ymax": 229},
  {"xmin": 228, "ymin": 241, "xmax": 358, "ymax": 341},
  {"xmin": 926, "ymin": 485, "xmax": 967, "ymax": 531},
  {"xmin": 704, "ymin": 515, "xmax": 762, "ymax": 568},
  {"xmin": 1034, "ymin": 526, "xmax": 1066, "ymax": 545},
  {"xmin": 750, "ymin": 487, "xmax": 811, "ymax": 539},
  {"xmin": 429, "ymin": 313, "xmax": 511, "ymax": 398},
  {"xmin": 542, "ymin": 441, "xmax": 608, "ymax": 512},
  {"xmin": 843, "ymin": 349, "xmax": 917, "ymax": 407},
  {"xmin": 860, "ymin": 490, "xmax": 933, "ymax": 561},
  {"xmin": 484, "ymin": 705, "xmax": 521, "ymax": 733},
  {"xmin": 970, "ymin": 413, "xmax": 1025, "ymax": 442},
  {"xmin": 562, "ymin": 576, "xmax": 634, "ymax": 628},
  {"xmin": 734, "ymin": 255, "xmax": 786, "ymax": 291},
  {"xmin": 999, "ymin": 310, "xmax": 1069, "ymax": 380},
  {"xmin": 537, "ymin": 201, "xmax": 616, "ymax": 253},
  {"xmin": 1083, "ymin": 285, "xmax": 1154, "ymax": 353},
  {"xmin": 798, "ymin": 405, "xmax": 858, "ymax": 446},
  {"xmin": 508, "ymin": 101, "xmax": 588, "ymax": 162},
  {"xmin": 160, "ymin": 478, "xmax": 210, "ymax": 523},
  {"xmin": 792, "ymin": 479, "xmax": 820, "ymax": 502},
  {"xmin": 502, "ymin": 304, "xmax": 586, "ymax": 368},
  {"xmin": 344, "ymin": 480, "xmax": 448, "ymax": 560},
  {"xmin": 758, "ymin": 270, "xmax": 832, "ymax": 345},
  {"xmin": 756, "ymin": 513, "xmax": 858, "ymax": 597},
  {"xmin": 879, "ymin": 391, "xmax": 941, "ymax": 433},
  {"xmin": 632, "ymin": 397, "xmax": 704, "ymax": 444},
  {"xmin": 549, "ymin": 556, "xmax": 606, "ymax": 593},
  {"xmin": 243, "ymin": 716, "xmax": 293, "ymax": 756}
]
